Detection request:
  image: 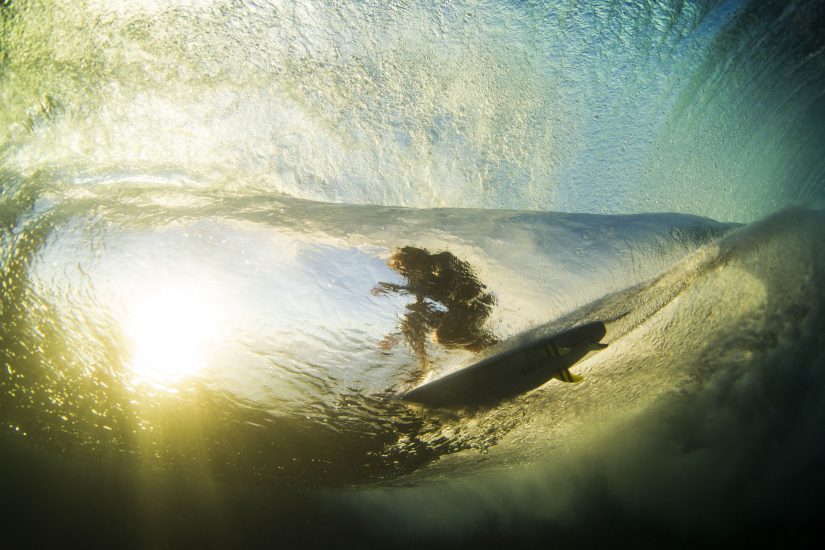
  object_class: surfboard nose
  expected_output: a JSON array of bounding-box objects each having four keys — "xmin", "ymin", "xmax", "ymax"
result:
[{"xmin": 554, "ymin": 321, "xmax": 607, "ymax": 348}]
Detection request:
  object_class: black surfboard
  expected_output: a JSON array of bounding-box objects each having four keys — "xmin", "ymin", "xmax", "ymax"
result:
[{"xmin": 400, "ymin": 321, "xmax": 607, "ymax": 407}]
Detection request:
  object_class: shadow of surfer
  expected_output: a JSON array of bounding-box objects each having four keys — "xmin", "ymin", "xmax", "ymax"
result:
[{"xmin": 373, "ymin": 246, "xmax": 497, "ymax": 373}]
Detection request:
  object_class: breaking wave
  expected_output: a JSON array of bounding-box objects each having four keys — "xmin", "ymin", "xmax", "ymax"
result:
[{"xmin": 2, "ymin": 0, "xmax": 824, "ymax": 547}]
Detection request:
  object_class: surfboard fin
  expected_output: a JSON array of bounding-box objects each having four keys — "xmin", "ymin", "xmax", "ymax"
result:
[{"xmin": 554, "ymin": 369, "xmax": 583, "ymax": 383}]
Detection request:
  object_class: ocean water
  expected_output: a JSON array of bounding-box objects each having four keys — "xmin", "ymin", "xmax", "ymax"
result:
[{"xmin": 1, "ymin": 1, "xmax": 824, "ymax": 548}]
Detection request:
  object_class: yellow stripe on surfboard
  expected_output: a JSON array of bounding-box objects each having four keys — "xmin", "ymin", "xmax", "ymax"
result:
[{"xmin": 553, "ymin": 368, "xmax": 583, "ymax": 383}]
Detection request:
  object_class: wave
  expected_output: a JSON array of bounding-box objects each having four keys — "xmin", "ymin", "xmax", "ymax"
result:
[
  {"xmin": 1, "ymin": 185, "xmax": 735, "ymax": 487},
  {"xmin": 2, "ymin": 0, "xmax": 824, "ymax": 546},
  {"xmin": 2, "ymin": 195, "xmax": 822, "ymax": 545}
]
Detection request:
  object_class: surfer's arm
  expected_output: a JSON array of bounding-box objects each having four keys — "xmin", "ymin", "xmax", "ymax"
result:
[{"xmin": 371, "ymin": 282, "xmax": 406, "ymax": 296}]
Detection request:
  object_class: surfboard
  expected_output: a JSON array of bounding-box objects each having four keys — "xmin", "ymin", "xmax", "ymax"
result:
[{"xmin": 400, "ymin": 321, "xmax": 608, "ymax": 407}]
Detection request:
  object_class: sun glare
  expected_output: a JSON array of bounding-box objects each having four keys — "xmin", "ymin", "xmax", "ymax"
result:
[{"xmin": 124, "ymin": 286, "xmax": 219, "ymax": 387}]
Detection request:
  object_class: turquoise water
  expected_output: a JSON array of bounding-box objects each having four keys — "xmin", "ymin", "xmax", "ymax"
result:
[{"xmin": 1, "ymin": 1, "xmax": 824, "ymax": 547}]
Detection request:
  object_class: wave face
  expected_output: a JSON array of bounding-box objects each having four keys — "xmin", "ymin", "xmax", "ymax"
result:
[
  {"xmin": 1, "ymin": 0, "xmax": 825, "ymax": 547},
  {"xmin": 0, "ymin": 189, "xmax": 734, "ymax": 487}
]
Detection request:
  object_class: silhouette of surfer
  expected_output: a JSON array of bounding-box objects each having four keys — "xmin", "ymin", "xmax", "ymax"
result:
[{"xmin": 373, "ymin": 246, "xmax": 497, "ymax": 367}]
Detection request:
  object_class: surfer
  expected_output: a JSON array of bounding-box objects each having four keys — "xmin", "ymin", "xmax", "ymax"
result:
[{"xmin": 373, "ymin": 246, "xmax": 497, "ymax": 367}]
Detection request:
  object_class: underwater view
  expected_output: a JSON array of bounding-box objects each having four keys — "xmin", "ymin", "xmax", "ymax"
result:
[{"xmin": 1, "ymin": 0, "xmax": 824, "ymax": 548}]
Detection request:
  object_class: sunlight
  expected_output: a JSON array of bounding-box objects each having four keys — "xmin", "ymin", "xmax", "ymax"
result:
[{"xmin": 124, "ymin": 285, "xmax": 219, "ymax": 387}]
